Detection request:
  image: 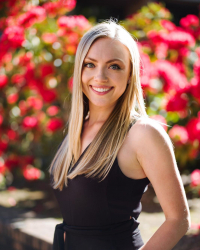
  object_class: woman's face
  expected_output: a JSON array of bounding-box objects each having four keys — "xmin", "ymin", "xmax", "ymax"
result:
[{"xmin": 81, "ymin": 37, "xmax": 131, "ymax": 110}]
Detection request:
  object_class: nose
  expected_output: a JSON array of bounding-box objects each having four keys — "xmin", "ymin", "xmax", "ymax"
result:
[{"xmin": 94, "ymin": 69, "xmax": 108, "ymax": 83}]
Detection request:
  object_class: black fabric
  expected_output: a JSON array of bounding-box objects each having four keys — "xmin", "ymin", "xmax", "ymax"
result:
[{"xmin": 51, "ymin": 120, "xmax": 150, "ymax": 249}]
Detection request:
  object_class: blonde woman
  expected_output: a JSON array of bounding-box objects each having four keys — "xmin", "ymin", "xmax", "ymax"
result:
[{"xmin": 49, "ymin": 19, "xmax": 190, "ymax": 250}]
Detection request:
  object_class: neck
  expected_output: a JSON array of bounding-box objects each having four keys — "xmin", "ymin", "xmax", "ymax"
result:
[{"xmin": 86, "ymin": 102, "xmax": 116, "ymax": 127}]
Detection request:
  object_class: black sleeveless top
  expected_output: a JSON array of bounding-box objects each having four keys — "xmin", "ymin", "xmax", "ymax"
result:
[{"xmin": 51, "ymin": 121, "xmax": 150, "ymax": 250}]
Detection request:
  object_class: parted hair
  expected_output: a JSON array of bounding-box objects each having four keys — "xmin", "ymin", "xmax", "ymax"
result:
[{"xmin": 48, "ymin": 19, "xmax": 149, "ymax": 191}]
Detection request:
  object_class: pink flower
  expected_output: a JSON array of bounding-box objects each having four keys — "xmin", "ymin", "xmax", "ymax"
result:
[
  {"xmin": 22, "ymin": 116, "xmax": 38, "ymax": 130},
  {"xmin": 18, "ymin": 6, "xmax": 46, "ymax": 28},
  {"xmin": 180, "ymin": 15, "xmax": 199, "ymax": 29},
  {"xmin": 191, "ymin": 169, "xmax": 200, "ymax": 187},
  {"xmin": 0, "ymin": 75, "xmax": 8, "ymax": 88},
  {"xmin": 160, "ymin": 20, "xmax": 176, "ymax": 31},
  {"xmin": 46, "ymin": 118, "xmax": 63, "ymax": 132},
  {"xmin": 23, "ymin": 165, "xmax": 41, "ymax": 180},
  {"xmin": 0, "ymin": 26, "xmax": 25, "ymax": 49},
  {"xmin": 47, "ymin": 106, "xmax": 59, "ymax": 116},
  {"xmin": 154, "ymin": 60, "xmax": 189, "ymax": 93},
  {"xmin": 42, "ymin": 33, "xmax": 57, "ymax": 44},
  {"xmin": 168, "ymin": 125, "xmax": 189, "ymax": 145},
  {"xmin": 57, "ymin": 15, "xmax": 90, "ymax": 31},
  {"xmin": 148, "ymin": 29, "xmax": 195, "ymax": 49}
]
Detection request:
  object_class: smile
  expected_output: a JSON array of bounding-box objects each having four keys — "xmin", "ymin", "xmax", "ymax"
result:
[{"xmin": 90, "ymin": 86, "xmax": 113, "ymax": 95}]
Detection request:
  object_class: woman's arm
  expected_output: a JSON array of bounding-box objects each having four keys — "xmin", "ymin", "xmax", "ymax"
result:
[{"xmin": 130, "ymin": 118, "xmax": 191, "ymax": 250}]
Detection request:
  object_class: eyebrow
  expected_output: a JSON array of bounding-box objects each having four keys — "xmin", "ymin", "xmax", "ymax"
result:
[{"xmin": 85, "ymin": 57, "xmax": 125, "ymax": 64}]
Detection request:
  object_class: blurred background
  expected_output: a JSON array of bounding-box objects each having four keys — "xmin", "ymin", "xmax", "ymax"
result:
[{"xmin": 0, "ymin": 0, "xmax": 200, "ymax": 249}]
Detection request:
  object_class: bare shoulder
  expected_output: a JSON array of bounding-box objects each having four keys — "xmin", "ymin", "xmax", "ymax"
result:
[
  {"xmin": 129, "ymin": 117, "xmax": 173, "ymax": 152},
  {"xmin": 129, "ymin": 116, "xmax": 175, "ymax": 169},
  {"xmin": 129, "ymin": 117, "xmax": 190, "ymax": 221}
]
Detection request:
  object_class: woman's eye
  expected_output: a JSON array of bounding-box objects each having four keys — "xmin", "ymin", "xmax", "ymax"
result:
[
  {"xmin": 84, "ymin": 63, "xmax": 94, "ymax": 68},
  {"xmin": 110, "ymin": 64, "xmax": 120, "ymax": 70}
]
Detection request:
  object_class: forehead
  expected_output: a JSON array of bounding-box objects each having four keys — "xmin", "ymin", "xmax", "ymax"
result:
[{"xmin": 85, "ymin": 37, "xmax": 130, "ymax": 62}]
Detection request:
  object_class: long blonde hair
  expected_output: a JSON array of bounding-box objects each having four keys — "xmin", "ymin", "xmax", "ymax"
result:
[{"xmin": 48, "ymin": 19, "xmax": 149, "ymax": 191}]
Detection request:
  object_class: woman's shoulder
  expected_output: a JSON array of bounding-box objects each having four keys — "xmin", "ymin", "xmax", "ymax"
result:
[{"xmin": 128, "ymin": 116, "xmax": 172, "ymax": 153}]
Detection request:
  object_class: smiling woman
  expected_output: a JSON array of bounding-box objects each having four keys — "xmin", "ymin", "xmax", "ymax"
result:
[
  {"xmin": 48, "ymin": 19, "xmax": 190, "ymax": 250},
  {"xmin": 82, "ymin": 38, "xmax": 131, "ymax": 109}
]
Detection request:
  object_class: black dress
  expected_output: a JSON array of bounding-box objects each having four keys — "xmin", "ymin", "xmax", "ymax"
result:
[{"xmin": 51, "ymin": 123, "xmax": 150, "ymax": 250}]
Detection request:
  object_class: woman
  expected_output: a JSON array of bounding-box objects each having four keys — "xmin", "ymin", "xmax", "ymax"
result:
[{"xmin": 49, "ymin": 19, "xmax": 191, "ymax": 250}]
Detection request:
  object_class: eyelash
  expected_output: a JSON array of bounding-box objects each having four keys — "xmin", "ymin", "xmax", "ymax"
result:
[{"xmin": 84, "ymin": 63, "xmax": 121, "ymax": 70}]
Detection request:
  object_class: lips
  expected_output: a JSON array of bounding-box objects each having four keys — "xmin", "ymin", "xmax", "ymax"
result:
[{"xmin": 89, "ymin": 85, "xmax": 113, "ymax": 95}]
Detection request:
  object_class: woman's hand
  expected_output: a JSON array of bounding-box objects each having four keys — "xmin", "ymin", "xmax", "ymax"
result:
[{"xmin": 130, "ymin": 118, "xmax": 191, "ymax": 250}]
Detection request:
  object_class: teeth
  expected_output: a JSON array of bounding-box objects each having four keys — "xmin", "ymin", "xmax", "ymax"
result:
[{"xmin": 92, "ymin": 86, "xmax": 112, "ymax": 92}]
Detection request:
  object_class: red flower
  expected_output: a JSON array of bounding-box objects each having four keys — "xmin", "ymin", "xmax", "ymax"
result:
[
  {"xmin": 46, "ymin": 118, "xmax": 63, "ymax": 132},
  {"xmin": 47, "ymin": 106, "xmax": 59, "ymax": 116},
  {"xmin": 40, "ymin": 63, "xmax": 54, "ymax": 78},
  {"xmin": 27, "ymin": 96, "xmax": 43, "ymax": 110},
  {"xmin": 42, "ymin": 33, "xmax": 57, "ymax": 44},
  {"xmin": 148, "ymin": 29, "xmax": 195, "ymax": 49},
  {"xmin": 168, "ymin": 125, "xmax": 189, "ymax": 145},
  {"xmin": 0, "ymin": 26, "xmax": 25, "ymax": 49},
  {"xmin": 186, "ymin": 114, "xmax": 200, "ymax": 142},
  {"xmin": 191, "ymin": 169, "xmax": 200, "ymax": 187},
  {"xmin": 0, "ymin": 114, "xmax": 3, "ymax": 126},
  {"xmin": 180, "ymin": 15, "xmax": 199, "ymax": 29},
  {"xmin": 18, "ymin": 6, "xmax": 46, "ymax": 28},
  {"xmin": 23, "ymin": 164, "xmax": 41, "ymax": 181},
  {"xmin": 7, "ymin": 93, "xmax": 19, "ymax": 104},
  {"xmin": 166, "ymin": 92, "xmax": 188, "ymax": 112},
  {"xmin": 154, "ymin": 60, "xmax": 189, "ymax": 93},
  {"xmin": 0, "ymin": 75, "xmax": 8, "ymax": 88},
  {"xmin": 22, "ymin": 116, "xmax": 38, "ymax": 130},
  {"xmin": 39, "ymin": 87, "xmax": 57, "ymax": 103}
]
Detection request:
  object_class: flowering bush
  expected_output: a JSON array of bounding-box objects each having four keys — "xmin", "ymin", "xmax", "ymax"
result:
[
  {"xmin": 0, "ymin": 0, "xmax": 92, "ymax": 188},
  {"xmin": 123, "ymin": 3, "xmax": 200, "ymax": 173},
  {"xmin": 0, "ymin": 1, "xmax": 200, "ymax": 191}
]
